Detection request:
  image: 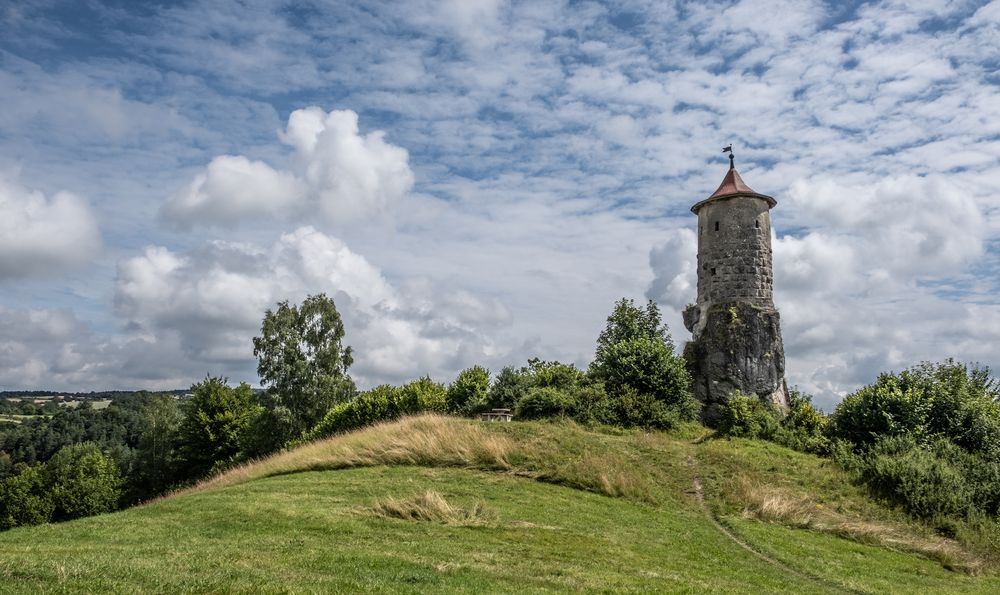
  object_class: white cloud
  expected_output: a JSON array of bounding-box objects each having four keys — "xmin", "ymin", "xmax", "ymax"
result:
[
  {"xmin": 0, "ymin": 173, "xmax": 100, "ymax": 280},
  {"xmin": 646, "ymin": 228, "xmax": 697, "ymax": 310},
  {"xmin": 114, "ymin": 227, "xmax": 512, "ymax": 386},
  {"xmin": 0, "ymin": 306, "xmax": 94, "ymax": 387},
  {"xmin": 162, "ymin": 155, "xmax": 305, "ymax": 224},
  {"xmin": 163, "ymin": 108, "xmax": 413, "ymax": 227}
]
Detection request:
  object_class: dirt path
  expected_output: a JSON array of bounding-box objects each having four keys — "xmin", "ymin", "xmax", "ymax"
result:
[{"xmin": 686, "ymin": 453, "xmax": 860, "ymax": 594}]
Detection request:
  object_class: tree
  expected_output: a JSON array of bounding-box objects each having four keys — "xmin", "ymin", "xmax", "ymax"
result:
[
  {"xmin": 487, "ymin": 366, "xmax": 530, "ymax": 410},
  {"xmin": 253, "ymin": 294, "xmax": 356, "ymax": 446},
  {"xmin": 590, "ymin": 298, "xmax": 697, "ymax": 421},
  {"xmin": 175, "ymin": 377, "xmax": 260, "ymax": 479},
  {"xmin": 43, "ymin": 443, "xmax": 122, "ymax": 522},
  {"xmin": 124, "ymin": 395, "xmax": 182, "ymax": 503},
  {"xmin": 593, "ymin": 298, "xmax": 672, "ymax": 367},
  {"xmin": 446, "ymin": 366, "xmax": 490, "ymax": 414},
  {"xmin": 0, "ymin": 464, "xmax": 53, "ymax": 530}
]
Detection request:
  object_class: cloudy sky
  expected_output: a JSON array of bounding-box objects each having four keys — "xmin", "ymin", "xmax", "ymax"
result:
[{"xmin": 1, "ymin": 0, "xmax": 999, "ymax": 409}]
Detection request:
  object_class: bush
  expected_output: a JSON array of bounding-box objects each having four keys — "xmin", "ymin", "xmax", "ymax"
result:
[
  {"xmin": 828, "ymin": 360, "xmax": 1000, "ymax": 455},
  {"xmin": 568, "ymin": 383, "xmax": 616, "ymax": 426},
  {"xmin": 307, "ymin": 377, "xmax": 447, "ymax": 440},
  {"xmin": 446, "ymin": 366, "xmax": 490, "ymax": 415},
  {"xmin": 514, "ymin": 387, "xmax": 574, "ymax": 420},
  {"xmin": 595, "ymin": 337, "xmax": 695, "ymax": 413},
  {"xmin": 240, "ymin": 405, "xmax": 297, "ymax": 460},
  {"xmin": 860, "ymin": 436, "xmax": 975, "ymax": 522},
  {"xmin": 828, "ymin": 374, "xmax": 928, "ymax": 447},
  {"xmin": 42, "ymin": 443, "xmax": 122, "ymax": 522},
  {"xmin": 775, "ymin": 389, "xmax": 830, "ymax": 454},
  {"xmin": 824, "ymin": 361, "xmax": 1000, "ymax": 526},
  {"xmin": 717, "ymin": 392, "xmax": 781, "ymax": 439},
  {"xmin": 0, "ymin": 464, "xmax": 53, "ymax": 530},
  {"xmin": 612, "ymin": 385, "xmax": 684, "ymax": 430},
  {"xmin": 398, "ymin": 376, "xmax": 448, "ymax": 413},
  {"xmin": 502, "ymin": 356, "xmax": 689, "ymax": 430}
]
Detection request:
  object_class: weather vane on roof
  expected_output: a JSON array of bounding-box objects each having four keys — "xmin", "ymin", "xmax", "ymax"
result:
[{"xmin": 722, "ymin": 144, "xmax": 734, "ymax": 168}]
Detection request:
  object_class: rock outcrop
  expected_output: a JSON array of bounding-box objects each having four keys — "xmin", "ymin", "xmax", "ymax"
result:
[{"xmin": 683, "ymin": 302, "xmax": 788, "ymax": 423}]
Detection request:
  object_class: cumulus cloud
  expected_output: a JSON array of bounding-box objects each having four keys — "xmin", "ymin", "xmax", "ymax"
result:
[
  {"xmin": 162, "ymin": 155, "xmax": 306, "ymax": 224},
  {"xmin": 163, "ymin": 108, "xmax": 413, "ymax": 227},
  {"xmin": 115, "ymin": 227, "xmax": 512, "ymax": 386},
  {"xmin": 783, "ymin": 174, "xmax": 984, "ymax": 279},
  {"xmin": 0, "ymin": 174, "xmax": 100, "ymax": 280},
  {"xmin": 646, "ymin": 228, "xmax": 697, "ymax": 310}
]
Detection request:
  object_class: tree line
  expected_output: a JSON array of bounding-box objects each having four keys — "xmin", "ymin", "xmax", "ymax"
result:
[{"xmin": 2, "ymin": 292, "xmax": 998, "ymax": 542}]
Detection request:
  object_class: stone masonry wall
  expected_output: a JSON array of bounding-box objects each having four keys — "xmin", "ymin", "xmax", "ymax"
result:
[{"xmin": 695, "ymin": 196, "xmax": 773, "ymax": 308}]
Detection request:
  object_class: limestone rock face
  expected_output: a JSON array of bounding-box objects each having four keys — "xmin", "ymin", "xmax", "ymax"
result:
[{"xmin": 683, "ymin": 300, "xmax": 788, "ymax": 423}]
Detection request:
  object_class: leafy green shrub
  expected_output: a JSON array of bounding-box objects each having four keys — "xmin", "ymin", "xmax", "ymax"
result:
[
  {"xmin": 861, "ymin": 436, "xmax": 975, "ymax": 522},
  {"xmin": 612, "ymin": 385, "xmax": 684, "ymax": 430},
  {"xmin": 717, "ymin": 392, "xmax": 781, "ymax": 439},
  {"xmin": 568, "ymin": 383, "xmax": 616, "ymax": 426},
  {"xmin": 595, "ymin": 337, "xmax": 695, "ymax": 412},
  {"xmin": 825, "ymin": 361, "xmax": 1000, "ymax": 527},
  {"xmin": 828, "ymin": 360, "xmax": 1000, "ymax": 455},
  {"xmin": 0, "ymin": 464, "xmax": 53, "ymax": 530},
  {"xmin": 398, "ymin": 376, "xmax": 448, "ymax": 413},
  {"xmin": 240, "ymin": 405, "xmax": 298, "ymax": 459},
  {"xmin": 42, "ymin": 443, "xmax": 122, "ymax": 522},
  {"xmin": 446, "ymin": 366, "xmax": 490, "ymax": 414},
  {"xmin": 774, "ymin": 389, "xmax": 830, "ymax": 454},
  {"xmin": 514, "ymin": 387, "xmax": 574, "ymax": 420},
  {"xmin": 307, "ymin": 377, "xmax": 447, "ymax": 440}
]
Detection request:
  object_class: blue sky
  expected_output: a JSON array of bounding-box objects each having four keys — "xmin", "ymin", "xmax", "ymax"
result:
[{"xmin": 1, "ymin": 0, "xmax": 999, "ymax": 409}]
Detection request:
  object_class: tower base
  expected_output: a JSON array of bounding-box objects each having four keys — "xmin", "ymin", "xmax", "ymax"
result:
[{"xmin": 682, "ymin": 301, "xmax": 788, "ymax": 424}]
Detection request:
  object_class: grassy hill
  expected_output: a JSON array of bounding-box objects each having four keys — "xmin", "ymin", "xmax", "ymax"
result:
[{"xmin": 0, "ymin": 415, "xmax": 997, "ymax": 593}]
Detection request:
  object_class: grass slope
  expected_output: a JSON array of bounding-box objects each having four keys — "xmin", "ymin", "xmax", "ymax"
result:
[{"xmin": 0, "ymin": 415, "xmax": 997, "ymax": 593}]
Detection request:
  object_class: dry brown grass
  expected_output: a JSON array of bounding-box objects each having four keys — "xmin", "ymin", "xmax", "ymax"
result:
[
  {"xmin": 362, "ymin": 490, "xmax": 498, "ymax": 526},
  {"xmin": 172, "ymin": 414, "xmax": 513, "ymax": 498},
  {"xmin": 168, "ymin": 414, "xmax": 664, "ymax": 504},
  {"xmin": 731, "ymin": 474, "xmax": 985, "ymax": 574}
]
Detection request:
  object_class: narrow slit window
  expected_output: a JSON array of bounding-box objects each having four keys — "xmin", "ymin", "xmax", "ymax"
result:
[
  {"xmin": 755, "ymin": 220, "xmax": 760, "ymax": 229},
  {"xmin": 714, "ymin": 221, "xmax": 719, "ymax": 231},
  {"xmin": 710, "ymin": 267, "xmax": 716, "ymax": 276}
]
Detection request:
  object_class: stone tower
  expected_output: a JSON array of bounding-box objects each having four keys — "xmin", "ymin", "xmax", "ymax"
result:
[{"xmin": 682, "ymin": 149, "xmax": 788, "ymax": 422}]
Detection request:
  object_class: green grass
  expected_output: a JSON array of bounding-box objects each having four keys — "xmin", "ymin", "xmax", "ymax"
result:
[{"xmin": 0, "ymin": 415, "xmax": 998, "ymax": 593}]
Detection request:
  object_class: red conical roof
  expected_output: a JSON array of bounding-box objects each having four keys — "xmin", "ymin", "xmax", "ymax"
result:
[
  {"xmin": 690, "ymin": 162, "xmax": 776, "ymax": 214},
  {"xmin": 709, "ymin": 164, "xmax": 758, "ymax": 198}
]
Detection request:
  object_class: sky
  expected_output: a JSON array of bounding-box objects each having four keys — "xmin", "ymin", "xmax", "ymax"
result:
[{"xmin": 1, "ymin": 0, "xmax": 999, "ymax": 410}]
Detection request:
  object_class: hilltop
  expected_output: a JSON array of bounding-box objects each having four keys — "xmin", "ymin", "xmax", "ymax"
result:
[{"xmin": 0, "ymin": 415, "xmax": 996, "ymax": 593}]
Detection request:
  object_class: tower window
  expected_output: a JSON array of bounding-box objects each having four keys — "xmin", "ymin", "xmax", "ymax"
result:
[
  {"xmin": 714, "ymin": 221, "xmax": 719, "ymax": 231},
  {"xmin": 710, "ymin": 267, "xmax": 716, "ymax": 276},
  {"xmin": 755, "ymin": 220, "xmax": 760, "ymax": 229}
]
